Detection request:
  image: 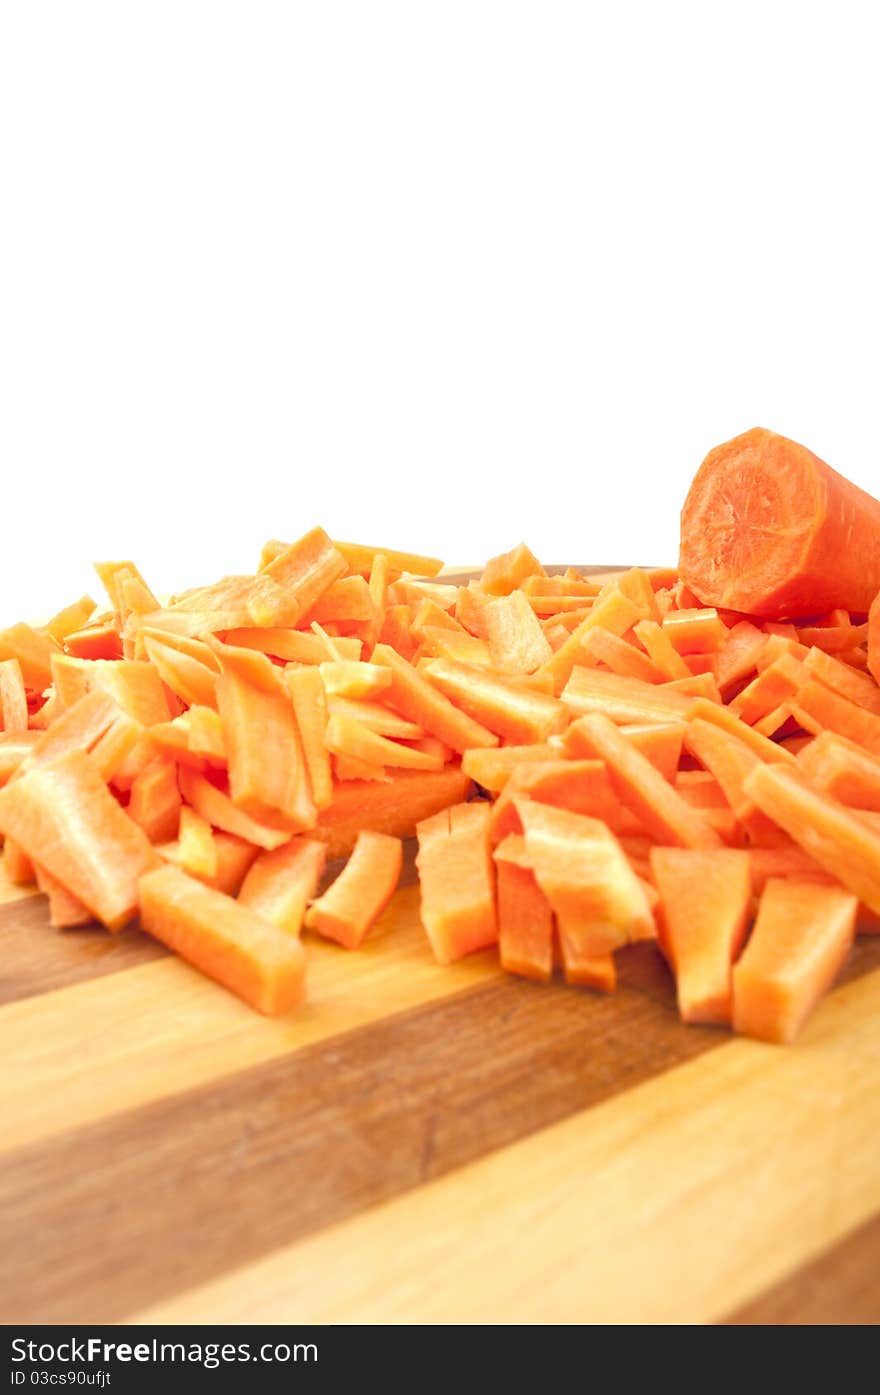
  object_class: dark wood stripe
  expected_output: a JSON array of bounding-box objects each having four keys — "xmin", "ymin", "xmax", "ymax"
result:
[
  {"xmin": 0, "ymin": 944, "xmax": 730, "ymax": 1323},
  {"xmin": 723, "ymin": 1211, "xmax": 880, "ymax": 1324},
  {"xmin": 0, "ymin": 895, "xmax": 167, "ymax": 1005}
]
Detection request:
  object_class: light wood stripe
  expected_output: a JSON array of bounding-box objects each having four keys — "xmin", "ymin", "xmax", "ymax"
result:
[
  {"xmin": 131, "ymin": 967, "xmax": 880, "ymax": 1325},
  {"xmin": 0, "ymin": 885, "xmax": 502, "ymax": 1152},
  {"xmin": 0, "ymin": 944, "xmax": 724, "ymax": 1323}
]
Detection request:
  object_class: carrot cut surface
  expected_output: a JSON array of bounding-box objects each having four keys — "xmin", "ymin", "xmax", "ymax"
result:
[
  {"xmin": 536, "ymin": 588, "xmax": 643, "ymax": 694},
  {"xmin": 713, "ymin": 620, "xmax": 767, "ymax": 693},
  {"xmin": 332, "ymin": 541, "xmax": 444, "ymax": 579},
  {"xmin": 239, "ymin": 837, "xmax": 328, "ymax": 936},
  {"xmin": 633, "ymin": 620, "xmax": 691, "ymax": 679},
  {"xmin": 284, "ymin": 666, "xmax": 333, "ymax": 812},
  {"xmin": 800, "ymin": 646, "xmax": 880, "ymax": 715},
  {"xmin": 577, "ymin": 626, "xmax": 665, "ymax": 684},
  {"xmin": 0, "ymin": 623, "xmax": 57, "ymax": 691},
  {"xmin": 45, "ymin": 595, "xmax": 97, "ymax": 643},
  {"xmin": 143, "ymin": 636, "xmax": 218, "ymax": 709},
  {"xmin": 64, "ymin": 622, "xmax": 123, "ymax": 661},
  {"xmin": 683, "ymin": 717, "xmax": 784, "ymax": 845},
  {"xmin": 246, "ymin": 527, "xmax": 347, "ymax": 628},
  {"xmin": 562, "ymin": 666, "xmax": 694, "ymax": 724},
  {"xmin": 216, "ymin": 670, "xmax": 314, "ymax": 828},
  {"xmin": 460, "ymin": 743, "xmax": 557, "ymax": 793},
  {"xmin": 798, "ymin": 730, "xmax": 880, "ymax": 810},
  {"xmin": 478, "ymin": 543, "xmax": 544, "ymax": 596},
  {"xmin": 0, "ymin": 732, "xmax": 38, "ymax": 787},
  {"xmin": 34, "ymin": 863, "xmax": 94, "ymax": 928},
  {"xmin": 687, "ymin": 696, "xmax": 798, "ymax": 766},
  {"xmin": 127, "ymin": 758, "xmax": 181, "ymax": 843},
  {"xmin": 662, "ymin": 608, "xmax": 726, "ymax": 655},
  {"xmin": 680, "ymin": 427, "xmax": 880, "ymax": 618},
  {"xmin": 317, "ymin": 766, "xmax": 472, "ymax": 858},
  {"xmin": 493, "ymin": 834, "xmax": 554, "ymax": 983},
  {"xmin": 177, "ymin": 768, "xmax": 294, "ymax": 851},
  {"xmin": 485, "ymin": 591, "xmax": 553, "ymax": 674},
  {"xmin": 790, "ymin": 678, "xmax": 880, "ymax": 757},
  {"xmin": 557, "ymin": 933, "xmax": 617, "ymax": 993},
  {"xmin": 178, "ymin": 806, "xmax": 218, "ymax": 880},
  {"xmin": 650, "ymin": 847, "xmax": 752, "ymax": 1024},
  {"xmin": 139, "ymin": 863, "xmax": 307, "ymax": 1015},
  {"xmin": 574, "ymin": 712, "xmax": 722, "ymax": 849},
  {"xmin": 488, "ymin": 760, "xmax": 620, "ymax": 844},
  {"xmin": 516, "ymin": 798, "xmax": 654, "ymax": 958},
  {"xmin": 20, "ymin": 689, "xmax": 122, "ymax": 774},
  {"xmin": 415, "ymin": 802, "xmax": 497, "ymax": 964},
  {"xmin": 732, "ymin": 878, "xmax": 857, "ymax": 1043},
  {"xmin": 424, "ymin": 658, "xmax": 567, "ymax": 745},
  {"xmin": 305, "ymin": 830, "xmax": 402, "ymax": 949},
  {"xmin": 0, "ymin": 751, "xmax": 157, "ymax": 929}
]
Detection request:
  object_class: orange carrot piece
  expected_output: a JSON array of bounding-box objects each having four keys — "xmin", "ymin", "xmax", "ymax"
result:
[
  {"xmin": 333, "ymin": 540, "xmax": 444, "ymax": 579},
  {"xmin": 563, "ymin": 717, "xmax": 684, "ymax": 783},
  {"xmin": 0, "ymin": 659, "xmax": 28, "ymax": 733},
  {"xmin": 557, "ymin": 936, "xmax": 618, "ymax": 992},
  {"xmin": 663, "ymin": 671, "xmax": 724, "ymax": 704},
  {"xmin": 177, "ymin": 768, "xmax": 293, "ymax": 851},
  {"xmin": 0, "ymin": 732, "xmax": 38, "ymax": 787},
  {"xmin": 138, "ymin": 863, "xmax": 306, "ymax": 1014},
  {"xmin": 680, "ymin": 427, "xmax": 880, "ymax": 618},
  {"xmin": 0, "ymin": 623, "xmax": 58, "ymax": 691},
  {"xmin": 178, "ymin": 806, "xmax": 218, "ymax": 880},
  {"xmin": 688, "ymin": 696, "xmax": 798, "ymax": 765},
  {"xmin": 162, "ymin": 832, "xmax": 259, "ymax": 896},
  {"xmin": 732, "ymin": 878, "xmax": 857, "ymax": 1043},
  {"xmin": 187, "ymin": 706, "xmax": 227, "ymax": 765},
  {"xmin": 417, "ymin": 627, "xmax": 493, "ymax": 667},
  {"xmin": 684, "ymin": 717, "xmax": 786, "ymax": 846},
  {"xmin": 561, "ymin": 666, "xmax": 694, "ymax": 725},
  {"xmin": 869, "ymin": 591, "xmax": 880, "ymax": 684},
  {"xmin": 484, "ymin": 591, "xmax": 553, "ymax": 675},
  {"xmin": 34, "ymin": 863, "xmax": 94, "ymax": 927},
  {"xmin": 303, "ymin": 575, "xmax": 375, "ymax": 625},
  {"xmin": 478, "ymin": 542, "xmax": 544, "ymax": 596},
  {"xmin": 493, "ymin": 833, "xmax": 554, "ymax": 983},
  {"xmin": 800, "ymin": 645, "xmax": 880, "ymax": 716},
  {"xmin": 323, "ymin": 711, "xmax": 444, "ymax": 773},
  {"xmin": 537, "ymin": 588, "xmax": 644, "ymax": 694},
  {"xmin": 744, "ymin": 763, "xmax": 880, "ymax": 913},
  {"xmin": 577, "ymin": 626, "xmax": 665, "ymax": 684},
  {"xmin": 90, "ymin": 659, "xmax": 171, "ymax": 726},
  {"xmin": 3, "ymin": 837, "xmax": 34, "ymax": 884},
  {"xmin": 221, "ymin": 629, "xmax": 361, "ymax": 663},
  {"xmin": 633, "ymin": 619, "xmax": 691, "ymax": 679},
  {"xmin": 572, "ymin": 712, "xmax": 723, "ymax": 849},
  {"xmin": 143, "ymin": 636, "xmax": 218, "ymax": 709},
  {"xmin": 19, "ymin": 689, "xmax": 121, "ymax": 775},
  {"xmin": 377, "ymin": 605, "xmax": 418, "ymax": 660},
  {"xmin": 489, "ymin": 760, "xmax": 621, "ymax": 844},
  {"xmin": 423, "ymin": 658, "xmax": 567, "ymax": 744},
  {"xmin": 64, "ymin": 621, "xmax": 123, "ymax": 661},
  {"xmin": 304, "ymin": 830, "xmax": 402, "ymax": 949},
  {"xmin": 216, "ymin": 670, "xmax": 315, "ymax": 828},
  {"xmin": 460, "ymin": 743, "xmax": 556, "ymax": 793},
  {"xmin": 318, "ymin": 661, "xmax": 391, "ymax": 700},
  {"xmin": 371, "ymin": 644, "xmax": 498, "ymax": 754},
  {"xmin": 790, "ymin": 678, "xmax": 880, "ymax": 756},
  {"xmin": 415, "ymin": 801, "xmax": 497, "ymax": 963},
  {"xmin": 713, "ymin": 620, "xmax": 767, "ymax": 693},
  {"xmin": 128, "ymin": 758, "xmax": 181, "ymax": 842},
  {"xmin": 246, "ymin": 526, "xmax": 348, "ymax": 628},
  {"xmin": 238, "ymin": 837, "xmax": 328, "ymax": 936},
  {"xmin": 797, "ymin": 731, "xmax": 880, "ymax": 811},
  {"xmin": 650, "ymin": 847, "xmax": 752, "ymax": 1024},
  {"xmin": 318, "ymin": 766, "xmax": 472, "ymax": 859},
  {"xmin": 516, "ymin": 798, "xmax": 653, "ymax": 963},
  {"xmin": 662, "ymin": 608, "xmax": 726, "ymax": 655},
  {"xmin": 281, "ymin": 666, "xmax": 332, "ymax": 812},
  {"xmin": 89, "ymin": 710, "xmax": 144, "ymax": 783},
  {"xmin": 798, "ymin": 622, "xmax": 866, "ymax": 655},
  {"xmin": 0, "ymin": 751, "xmax": 157, "ymax": 928},
  {"xmin": 44, "ymin": 595, "xmax": 97, "ymax": 643},
  {"xmin": 410, "ymin": 598, "xmax": 467, "ymax": 640},
  {"xmin": 326, "ymin": 697, "xmax": 421, "ymax": 740},
  {"xmin": 728, "ymin": 653, "xmax": 803, "ymax": 725}
]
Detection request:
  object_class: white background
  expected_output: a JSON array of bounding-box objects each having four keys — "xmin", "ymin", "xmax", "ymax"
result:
[{"xmin": 2, "ymin": 2, "xmax": 879, "ymax": 624}]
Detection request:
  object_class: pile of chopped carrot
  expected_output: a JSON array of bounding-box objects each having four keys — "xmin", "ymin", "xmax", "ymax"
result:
[{"xmin": 2, "ymin": 453, "xmax": 880, "ymax": 1043}]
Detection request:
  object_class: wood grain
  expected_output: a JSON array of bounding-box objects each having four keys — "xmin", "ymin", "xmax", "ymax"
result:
[
  {"xmin": 724, "ymin": 1212, "xmax": 880, "ymax": 1324},
  {"xmin": 133, "ymin": 966, "xmax": 880, "ymax": 1325},
  {"xmin": 0, "ymin": 945, "xmax": 721, "ymax": 1323}
]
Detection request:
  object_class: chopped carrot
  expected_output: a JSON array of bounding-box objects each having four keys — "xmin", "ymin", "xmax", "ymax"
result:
[
  {"xmin": 488, "ymin": 759, "xmax": 620, "ymax": 844},
  {"xmin": 424, "ymin": 658, "xmax": 567, "ymax": 744},
  {"xmin": 577, "ymin": 626, "xmax": 665, "ymax": 683},
  {"xmin": 187, "ymin": 706, "xmax": 227, "ymax": 765},
  {"xmin": 128, "ymin": 758, "xmax": 181, "ymax": 842},
  {"xmin": 798, "ymin": 730, "xmax": 880, "ymax": 810},
  {"xmin": 416, "ymin": 801, "xmax": 497, "ymax": 963},
  {"xmin": 683, "ymin": 717, "xmax": 787, "ymax": 846},
  {"xmin": 573, "ymin": 713, "xmax": 723, "ymax": 849},
  {"xmin": 20, "ymin": 689, "xmax": 122, "ymax": 775},
  {"xmin": 478, "ymin": 542, "xmax": 545, "ymax": 596},
  {"xmin": 650, "ymin": 848, "xmax": 752, "ymax": 1024},
  {"xmin": 34, "ymin": 863, "xmax": 94, "ymax": 927},
  {"xmin": 143, "ymin": 636, "xmax": 218, "ymax": 709},
  {"xmin": 284, "ymin": 666, "xmax": 333, "ymax": 812},
  {"xmin": 325, "ymin": 696, "xmax": 422, "ymax": 740},
  {"xmin": 378, "ymin": 605, "xmax": 419, "ymax": 660},
  {"xmin": 417, "ymin": 627, "xmax": 493, "ymax": 666},
  {"xmin": 536, "ymin": 587, "xmax": 643, "ymax": 694},
  {"xmin": 222, "ymin": 628, "xmax": 362, "ymax": 663},
  {"xmin": 729, "ymin": 653, "xmax": 803, "ymax": 725},
  {"xmin": 516, "ymin": 798, "xmax": 653, "ymax": 965},
  {"xmin": 332, "ymin": 540, "xmax": 444, "ymax": 578},
  {"xmin": 460, "ymin": 743, "xmax": 556, "ymax": 793},
  {"xmin": 485, "ymin": 591, "xmax": 553, "ymax": 674},
  {"xmin": 239, "ymin": 837, "xmax": 328, "ymax": 935},
  {"xmin": 800, "ymin": 646, "xmax": 880, "ymax": 715},
  {"xmin": 304, "ymin": 830, "xmax": 402, "ymax": 949},
  {"xmin": 0, "ymin": 659, "xmax": 28, "ymax": 733},
  {"xmin": 0, "ymin": 732, "xmax": 38, "ymax": 787},
  {"xmin": 789, "ymin": 678, "xmax": 880, "ymax": 756},
  {"xmin": 45, "ymin": 595, "xmax": 97, "ymax": 643},
  {"xmin": 679, "ymin": 427, "xmax": 880, "ymax": 617},
  {"xmin": 178, "ymin": 806, "xmax": 218, "ymax": 880},
  {"xmin": 64, "ymin": 621, "xmax": 123, "ymax": 661},
  {"xmin": 687, "ymin": 696, "xmax": 798, "ymax": 765},
  {"xmin": 0, "ymin": 623, "xmax": 58, "ymax": 691},
  {"xmin": 0, "ymin": 751, "xmax": 157, "ymax": 928},
  {"xmin": 177, "ymin": 768, "xmax": 294, "ymax": 851},
  {"xmin": 561, "ymin": 667, "xmax": 694, "ymax": 724},
  {"xmin": 317, "ymin": 766, "xmax": 472, "ymax": 858},
  {"xmin": 563, "ymin": 717, "xmax": 685, "ymax": 783},
  {"xmin": 304, "ymin": 575, "xmax": 376, "ymax": 625},
  {"xmin": 139, "ymin": 863, "xmax": 307, "ymax": 1014},
  {"xmin": 732, "ymin": 878, "xmax": 857, "ymax": 1043},
  {"xmin": 493, "ymin": 833, "xmax": 554, "ymax": 982},
  {"xmin": 371, "ymin": 644, "xmax": 498, "ymax": 754},
  {"xmin": 713, "ymin": 620, "xmax": 767, "ymax": 694},
  {"xmin": 318, "ymin": 661, "xmax": 391, "ymax": 700},
  {"xmin": 662, "ymin": 608, "xmax": 726, "ymax": 655},
  {"xmin": 744, "ymin": 763, "xmax": 880, "ymax": 913},
  {"xmin": 245, "ymin": 527, "xmax": 347, "ymax": 628},
  {"xmin": 633, "ymin": 620, "xmax": 691, "ymax": 679},
  {"xmin": 216, "ymin": 670, "xmax": 315, "ymax": 828},
  {"xmin": 3, "ymin": 836, "xmax": 34, "ymax": 885}
]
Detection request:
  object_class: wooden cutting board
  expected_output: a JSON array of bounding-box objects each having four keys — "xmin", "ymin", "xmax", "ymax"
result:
[{"xmin": 2, "ymin": 564, "xmax": 880, "ymax": 1325}]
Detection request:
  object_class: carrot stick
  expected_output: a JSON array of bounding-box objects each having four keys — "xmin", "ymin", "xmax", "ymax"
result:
[
  {"xmin": 488, "ymin": 759, "xmax": 621, "ymax": 844},
  {"xmin": 44, "ymin": 595, "xmax": 97, "ymax": 643},
  {"xmin": 128, "ymin": 758, "xmax": 181, "ymax": 842},
  {"xmin": 34, "ymin": 863, "xmax": 94, "ymax": 927},
  {"xmin": 0, "ymin": 751, "xmax": 158, "ymax": 928},
  {"xmin": 238, "ymin": 837, "xmax": 328, "ymax": 936},
  {"xmin": 423, "ymin": 658, "xmax": 567, "ymax": 744},
  {"xmin": 332, "ymin": 540, "xmax": 444, "ymax": 579},
  {"xmin": 516, "ymin": 798, "xmax": 654, "ymax": 958},
  {"xmin": 0, "ymin": 659, "xmax": 28, "ymax": 733},
  {"xmin": 371, "ymin": 644, "xmax": 498, "ymax": 754},
  {"xmin": 732, "ymin": 878, "xmax": 857, "ymax": 1043},
  {"xmin": 0, "ymin": 732, "xmax": 38, "ymax": 787},
  {"xmin": 561, "ymin": 667, "xmax": 695, "ymax": 724},
  {"xmin": 0, "ymin": 623, "xmax": 58, "ymax": 691},
  {"xmin": 304, "ymin": 830, "xmax": 402, "ymax": 949},
  {"xmin": 493, "ymin": 833, "xmax": 554, "ymax": 983},
  {"xmin": 246, "ymin": 527, "xmax": 347, "ymax": 628},
  {"xmin": 536, "ymin": 588, "xmax": 644, "ymax": 694},
  {"xmin": 216, "ymin": 670, "xmax": 315, "ymax": 828},
  {"xmin": 713, "ymin": 619, "xmax": 766, "ymax": 693},
  {"xmin": 323, "ymin": 711, "xmax": 444, "ymax": 773},
  {"xmin": 798, "ymin": 730, "xmax": 880, "ymax": 810},
  {"xmin": 484, "ymin": 591, "xmax": 553, "ymax": 675},
  {"xmin": 138, "ymin": 863, "xmax": 307, "ymax": 1015},
  {"xmin": 177, "ymin": 768, "xmax": 294, "ymax": 851},
  {"xmin": 800, "ymin": 646, "xmax": 880, "ymax": 715},
  {"xmin": 3, "ymin": 837, "xmax": 34, "ymax": 885},
  {"xmin": 284, "ymin": 666, "xmax": 333, "ymax": 812},
  {"xmin": 577, "ymin": 625, "xmax": 665, "ymax": 684},
  {"xmin": 460, "ymin": 743, "xmax": 557, "ymax": 793},
  {"xmin": 478, "ymin": 542, "xmax": 544, "ymax": 596},
  {"xmin": 680, "ymin": 427, "xmax": 880, "ymax": 618},
  {"xmin": 317, "ymin": 766, "xmax": 472, "ymax": 858},
  {"xmin": 650, "ymin": 848, "xmax": 752, "ymax": 1024},
  {"xmin": 661, "ymin": 608, "xmax": 726, "ymax": 655},
  {"xmin": 572, "ymin": 712, "xmax": 723, "ymax": 849},
  {"xmin": 789, "ymin": 678, "xmax": 880, "ymax": 756},
  {"xmin": 178, "ymin": 806, "xmax": 218, "ymax": 880},
  {"xmin": 415, "ymin": 802, "xmax": 497, "ymax": 963},
  {"xmin": 633, "ymin": 620, "xmax": 691, "ymax": 679}
]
